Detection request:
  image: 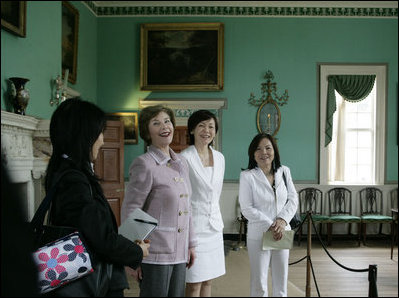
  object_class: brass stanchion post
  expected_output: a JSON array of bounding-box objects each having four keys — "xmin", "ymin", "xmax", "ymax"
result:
[
  {"xmin": 306, "ymin": 211, "xmax": 312, "ymax": 297},
  {"xmin": 232, "ymin": 214, "xmax": 246, "ymax": 251}
]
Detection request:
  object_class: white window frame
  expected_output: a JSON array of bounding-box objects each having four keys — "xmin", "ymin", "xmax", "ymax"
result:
[{"xmin": 319, "ymin": 64, "xmax": 386, "ymax": 185}]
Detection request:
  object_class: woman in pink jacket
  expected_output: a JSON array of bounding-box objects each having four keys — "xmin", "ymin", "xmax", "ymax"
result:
[{"xmin": 122, "ymin": 105, "xmax": 197, "ymax": 297}]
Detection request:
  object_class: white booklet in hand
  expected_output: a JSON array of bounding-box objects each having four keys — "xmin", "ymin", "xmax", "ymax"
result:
[
  {"xmin": 262, "ymin": 230, "xmax": 295, "ymax": 250},
  {"xmin": 119, "ymin": 208, "xmax": 158, "ymax": 242}
]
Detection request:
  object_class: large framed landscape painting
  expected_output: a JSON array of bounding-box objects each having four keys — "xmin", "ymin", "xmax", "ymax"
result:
[{"xmin": 140, "ymin": 22, "xmax": 224, "ymax": 91}]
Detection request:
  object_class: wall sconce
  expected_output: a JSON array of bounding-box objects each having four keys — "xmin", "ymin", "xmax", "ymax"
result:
[
  {"xmin": 248, "ymin": 70, "xmax": 289, "ymax": 137},
  {"xmin": 50, "ymin": 69, "xmax": 69, "ymax": 106}
]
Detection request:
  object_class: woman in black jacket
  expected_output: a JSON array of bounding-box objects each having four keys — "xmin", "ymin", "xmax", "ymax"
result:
[{"xmin": 45, "ymin": 98, "xmax": 149, "ymax": 297}]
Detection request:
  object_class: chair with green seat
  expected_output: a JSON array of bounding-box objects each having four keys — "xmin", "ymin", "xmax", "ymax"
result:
[
  {"xmin": 327, "ymin": 187, "xmax": 361, "ymax": 246},
  {"xmin": 359, "ymin": 187, "xmax": 393, "ymax": 246},
  {"xmin": 297, "ymin": 187, "xmax": 329, "ymax": 245}
]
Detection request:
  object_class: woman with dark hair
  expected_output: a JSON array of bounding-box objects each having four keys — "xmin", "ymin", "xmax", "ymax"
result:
[
  {"xmin": 238, "ymin": 133, "xmax": 298, "ymax": 297},
  {"xmin": 46, "ymin": 97, "xmax": 149, "ymax": 297},
  {"xmin": 121, "ymin": 105, "xmax": 197, "ymax": 297},
  {"xmin": 180, "ymin": 110, "xmax": 225, "ymax": 297}
]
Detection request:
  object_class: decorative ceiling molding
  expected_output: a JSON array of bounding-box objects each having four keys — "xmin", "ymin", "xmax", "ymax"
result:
[{"xmin": 84, "ymin": 1, "xmax": 397, "ymax": 18}]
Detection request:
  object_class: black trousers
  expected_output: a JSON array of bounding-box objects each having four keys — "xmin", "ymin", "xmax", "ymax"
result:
[{"xmin": 106, "ymin": 289, "xmax": 124, "ymax": 297}]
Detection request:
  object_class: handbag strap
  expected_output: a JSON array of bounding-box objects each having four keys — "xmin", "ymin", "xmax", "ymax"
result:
[
  {"xmin": 282, "ymin": 169, "xmax": 287, "ymax": 189},
  {"xmin": 30, "ymin": 170, "xmax": 78, "ymax": 230}
]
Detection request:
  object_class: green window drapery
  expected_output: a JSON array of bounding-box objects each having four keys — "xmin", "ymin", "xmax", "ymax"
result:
[{"xmin": 325, "ymin": 75, "xmax": 376, "ymax": 146}]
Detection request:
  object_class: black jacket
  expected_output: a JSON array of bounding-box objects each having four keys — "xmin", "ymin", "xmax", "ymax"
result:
[{"xmin": 48, "ymin": 159, "xmax": 143, "ymax": 291}]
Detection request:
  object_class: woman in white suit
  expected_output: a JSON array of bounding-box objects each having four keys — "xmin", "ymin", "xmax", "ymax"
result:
[
  {"xmin": 181, "ymin": 110, "xmax": 226, "ymax": 297},
  {"xmin": 239, "ymin": 133, "xmax": 298, "ymax": 297}
]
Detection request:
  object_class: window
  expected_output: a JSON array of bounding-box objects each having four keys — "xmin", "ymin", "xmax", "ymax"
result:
[
  {"xmin": 330, "ymin": 85, "xmax": 376, "ymax": 184},
  {"xmin": 319, "ymin": 64, "xmax": 386, "ymax": 185}
]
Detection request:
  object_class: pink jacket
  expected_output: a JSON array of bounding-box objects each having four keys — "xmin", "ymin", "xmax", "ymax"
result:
[{"xmin": 121, "ymin": 145, "xmax": 197, "ymax": 264}]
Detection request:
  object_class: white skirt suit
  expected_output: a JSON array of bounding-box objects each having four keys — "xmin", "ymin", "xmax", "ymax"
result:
[
  {"xmin": 181, "ymin": 145, "xmax": 226, "ymax": 283},
  {"xmin": 239, "ymin": 166, "xmax": 298, "ymax": 297}
]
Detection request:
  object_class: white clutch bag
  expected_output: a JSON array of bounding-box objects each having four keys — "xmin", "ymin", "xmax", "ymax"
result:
[{"xmin": 262, "ymin": 230, "xmax": 295, "ymax": 250}]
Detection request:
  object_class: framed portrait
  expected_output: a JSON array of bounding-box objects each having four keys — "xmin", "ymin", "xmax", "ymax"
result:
[
  {"xmin": 140, "ymin": 22, "xmax": 224, "ymax": 91},
  {"xmin": 62, "ymin": 1, "xmax": 79, "ymax": 84},
  {"xmin": 107, "ymin": 112, "xmax": 138, "ymax": 145},
  {"xmin": 1, "ymin": 1, "xmax": 26, "ymax": 37}
]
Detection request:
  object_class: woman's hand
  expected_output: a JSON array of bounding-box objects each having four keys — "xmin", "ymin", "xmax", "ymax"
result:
[
  {"xmin": 186, "ymin": 247, "xmax": 196, "ymax": 269},
  {"xmin": 270, "ymin": 218, "xmax": 287, "ymax": 240},
  {"xmin": 135, "ymin": 239, "xmax": 150, "ymax": 258},
  {"xmin": 125, "ymin": 266, "xmax": 142, "ymax": 282}
]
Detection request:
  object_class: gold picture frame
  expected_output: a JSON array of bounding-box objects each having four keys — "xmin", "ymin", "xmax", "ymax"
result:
[
  {"xmin": 62, "ymin": 1, "xmax": 79, "ymax": 84},
  {"xmin": 1, "ymin": 1, "xmax": 26, "ymax": 37},
  {"xmin": 107, "ymin": 112, "xmax": 138, "ymax": 144},
  {"xmin": 140, "ymin": 22, "xmax": 224, "ymax": 91}
]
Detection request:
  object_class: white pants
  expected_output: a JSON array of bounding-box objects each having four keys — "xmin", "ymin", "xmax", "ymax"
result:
[{"xmin": 247, "ymin": 238, "xmax": 289, "ymax": 297}]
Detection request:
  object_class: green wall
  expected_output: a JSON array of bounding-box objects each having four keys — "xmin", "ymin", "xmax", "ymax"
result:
[
  {"xmin": 1, "ymin": 3, "xmax": 398, "ymax": 183},
  {"xmin": 1, "ymin": 1, "xmax": 97, "ymax": 119},
  {"xmin": 97, "ymin": 16, "xmax": 398, "ymax": 182},
  {"xmin": 1, "ymin": 1, "xmax": 60, "ymax": 118}
]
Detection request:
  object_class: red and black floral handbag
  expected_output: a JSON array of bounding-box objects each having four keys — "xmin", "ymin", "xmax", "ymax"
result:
[{"xmin": 32, "ymin": 231, "xmax": 93, "ymax": 294}]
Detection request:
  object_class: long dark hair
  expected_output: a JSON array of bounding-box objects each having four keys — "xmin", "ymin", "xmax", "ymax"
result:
[
  {"xmin": 45, "ymin": 97, "xmax": 106, "ymax": 191},
  {"xmin": 187, "ymin": 110, "xmax": 218, "ymax": 146},
  {"xmin": 246, "ymin": 133, "xmax": 281, "ymax": 172}
]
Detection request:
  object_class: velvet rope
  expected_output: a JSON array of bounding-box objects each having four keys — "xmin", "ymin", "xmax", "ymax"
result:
[{"xmin": 289, "ymin": 212, "xmax": 378, "ymax": 297}]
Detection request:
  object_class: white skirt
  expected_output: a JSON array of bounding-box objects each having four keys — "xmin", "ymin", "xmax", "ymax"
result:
[{"xmin": 186, "ymin": 229, "xmax": 226, "ymax": 283}]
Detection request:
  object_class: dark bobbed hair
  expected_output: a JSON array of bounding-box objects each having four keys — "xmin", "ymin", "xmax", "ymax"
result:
[
  {"xmin": 45, "ymin": 97, "xmax": 106, "ymax": 190},
  {"xmin": 139, "ymin": 105, "xmax": 176, "ymax": 146},
  {"xmin": 187, "ymin": 110, "xmax": 218, "ymax": 146},
  {"xmin": 246, "ymin": 133, "xmax": 281, "ymax": 172}
]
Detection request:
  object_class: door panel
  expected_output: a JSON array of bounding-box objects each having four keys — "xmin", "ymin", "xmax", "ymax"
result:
[
  {"xmin": 102, "ymin": 149, "xmax": 120, "ymax": 182},
  {"xmin": 94, "ymin": 120, "xmax": 124, "ymax": 226},
  {"xmin": 171, "ymin": 126, "xmax": 189, "ymax": 153}
]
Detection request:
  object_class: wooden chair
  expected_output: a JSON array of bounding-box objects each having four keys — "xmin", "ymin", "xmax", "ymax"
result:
[
  {"xmin": 327, "ymin": 187, "xmax": 361, "ymax": 246},
  {"xmin": 359, "ymin": 187, "xmax": 393, "ymax": 246},
  {"xmin": 391, "ymin": 188, "xmax": 398, "ymax": 259},
  {"xmin": 297, "ymin": 188, "xmax": 329, "ymax": 245}
]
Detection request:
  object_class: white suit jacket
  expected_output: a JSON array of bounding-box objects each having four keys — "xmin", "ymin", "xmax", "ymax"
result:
[
  {"xmin": 239, "ymin": 166, "xmax": 298, "ymax": 241},
  {"xmin": 181, "ymin": 145, "xmax": 225, "ymax": 233}
]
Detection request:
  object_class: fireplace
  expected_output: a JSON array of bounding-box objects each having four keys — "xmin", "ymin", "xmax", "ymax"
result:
[{"xmin": 1, "ymin": 110, "xmax": 51, "ymax": 220}]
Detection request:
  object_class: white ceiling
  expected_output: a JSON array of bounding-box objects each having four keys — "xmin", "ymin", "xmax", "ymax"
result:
[{"xmin": 92, "ymin": 1, "xmax": 398, "ymax": 8}]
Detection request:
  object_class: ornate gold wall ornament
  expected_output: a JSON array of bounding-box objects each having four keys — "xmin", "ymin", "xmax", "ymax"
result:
[{"xmin": 248, "ymin": 70, "xmax": 289, "ymax": 136}]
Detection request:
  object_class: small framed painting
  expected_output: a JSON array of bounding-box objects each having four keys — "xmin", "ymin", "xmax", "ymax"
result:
[
  {"xmin": 62, "ymin": 1, "xmax": 79, "ymax": 84},
  {"xmin": 107, "ymin": 112, "xmax": 138, "ymax": 144}
]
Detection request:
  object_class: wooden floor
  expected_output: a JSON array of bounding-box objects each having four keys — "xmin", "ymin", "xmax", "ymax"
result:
[
  {"xmin": 125, "ymin": 237, "xmax": 398, "ymax": 297},
  {"xmin": 288, "ymin": 237, "xmax": 398, "ymax": 297}
]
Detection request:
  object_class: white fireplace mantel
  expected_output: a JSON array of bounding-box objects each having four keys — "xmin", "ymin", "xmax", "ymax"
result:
[
  {"xmin": 1, "ymin": 110, "xmax": 51, "ymax": 219},
  {"xmin": 139, "ymin": 98, "xmax": 227, "ymax": 111}
]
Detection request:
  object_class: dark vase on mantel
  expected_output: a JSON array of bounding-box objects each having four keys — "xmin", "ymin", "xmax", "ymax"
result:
[{"xmin": 9, "ymin": 77, "xmax": 30, "ymax": 115}]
